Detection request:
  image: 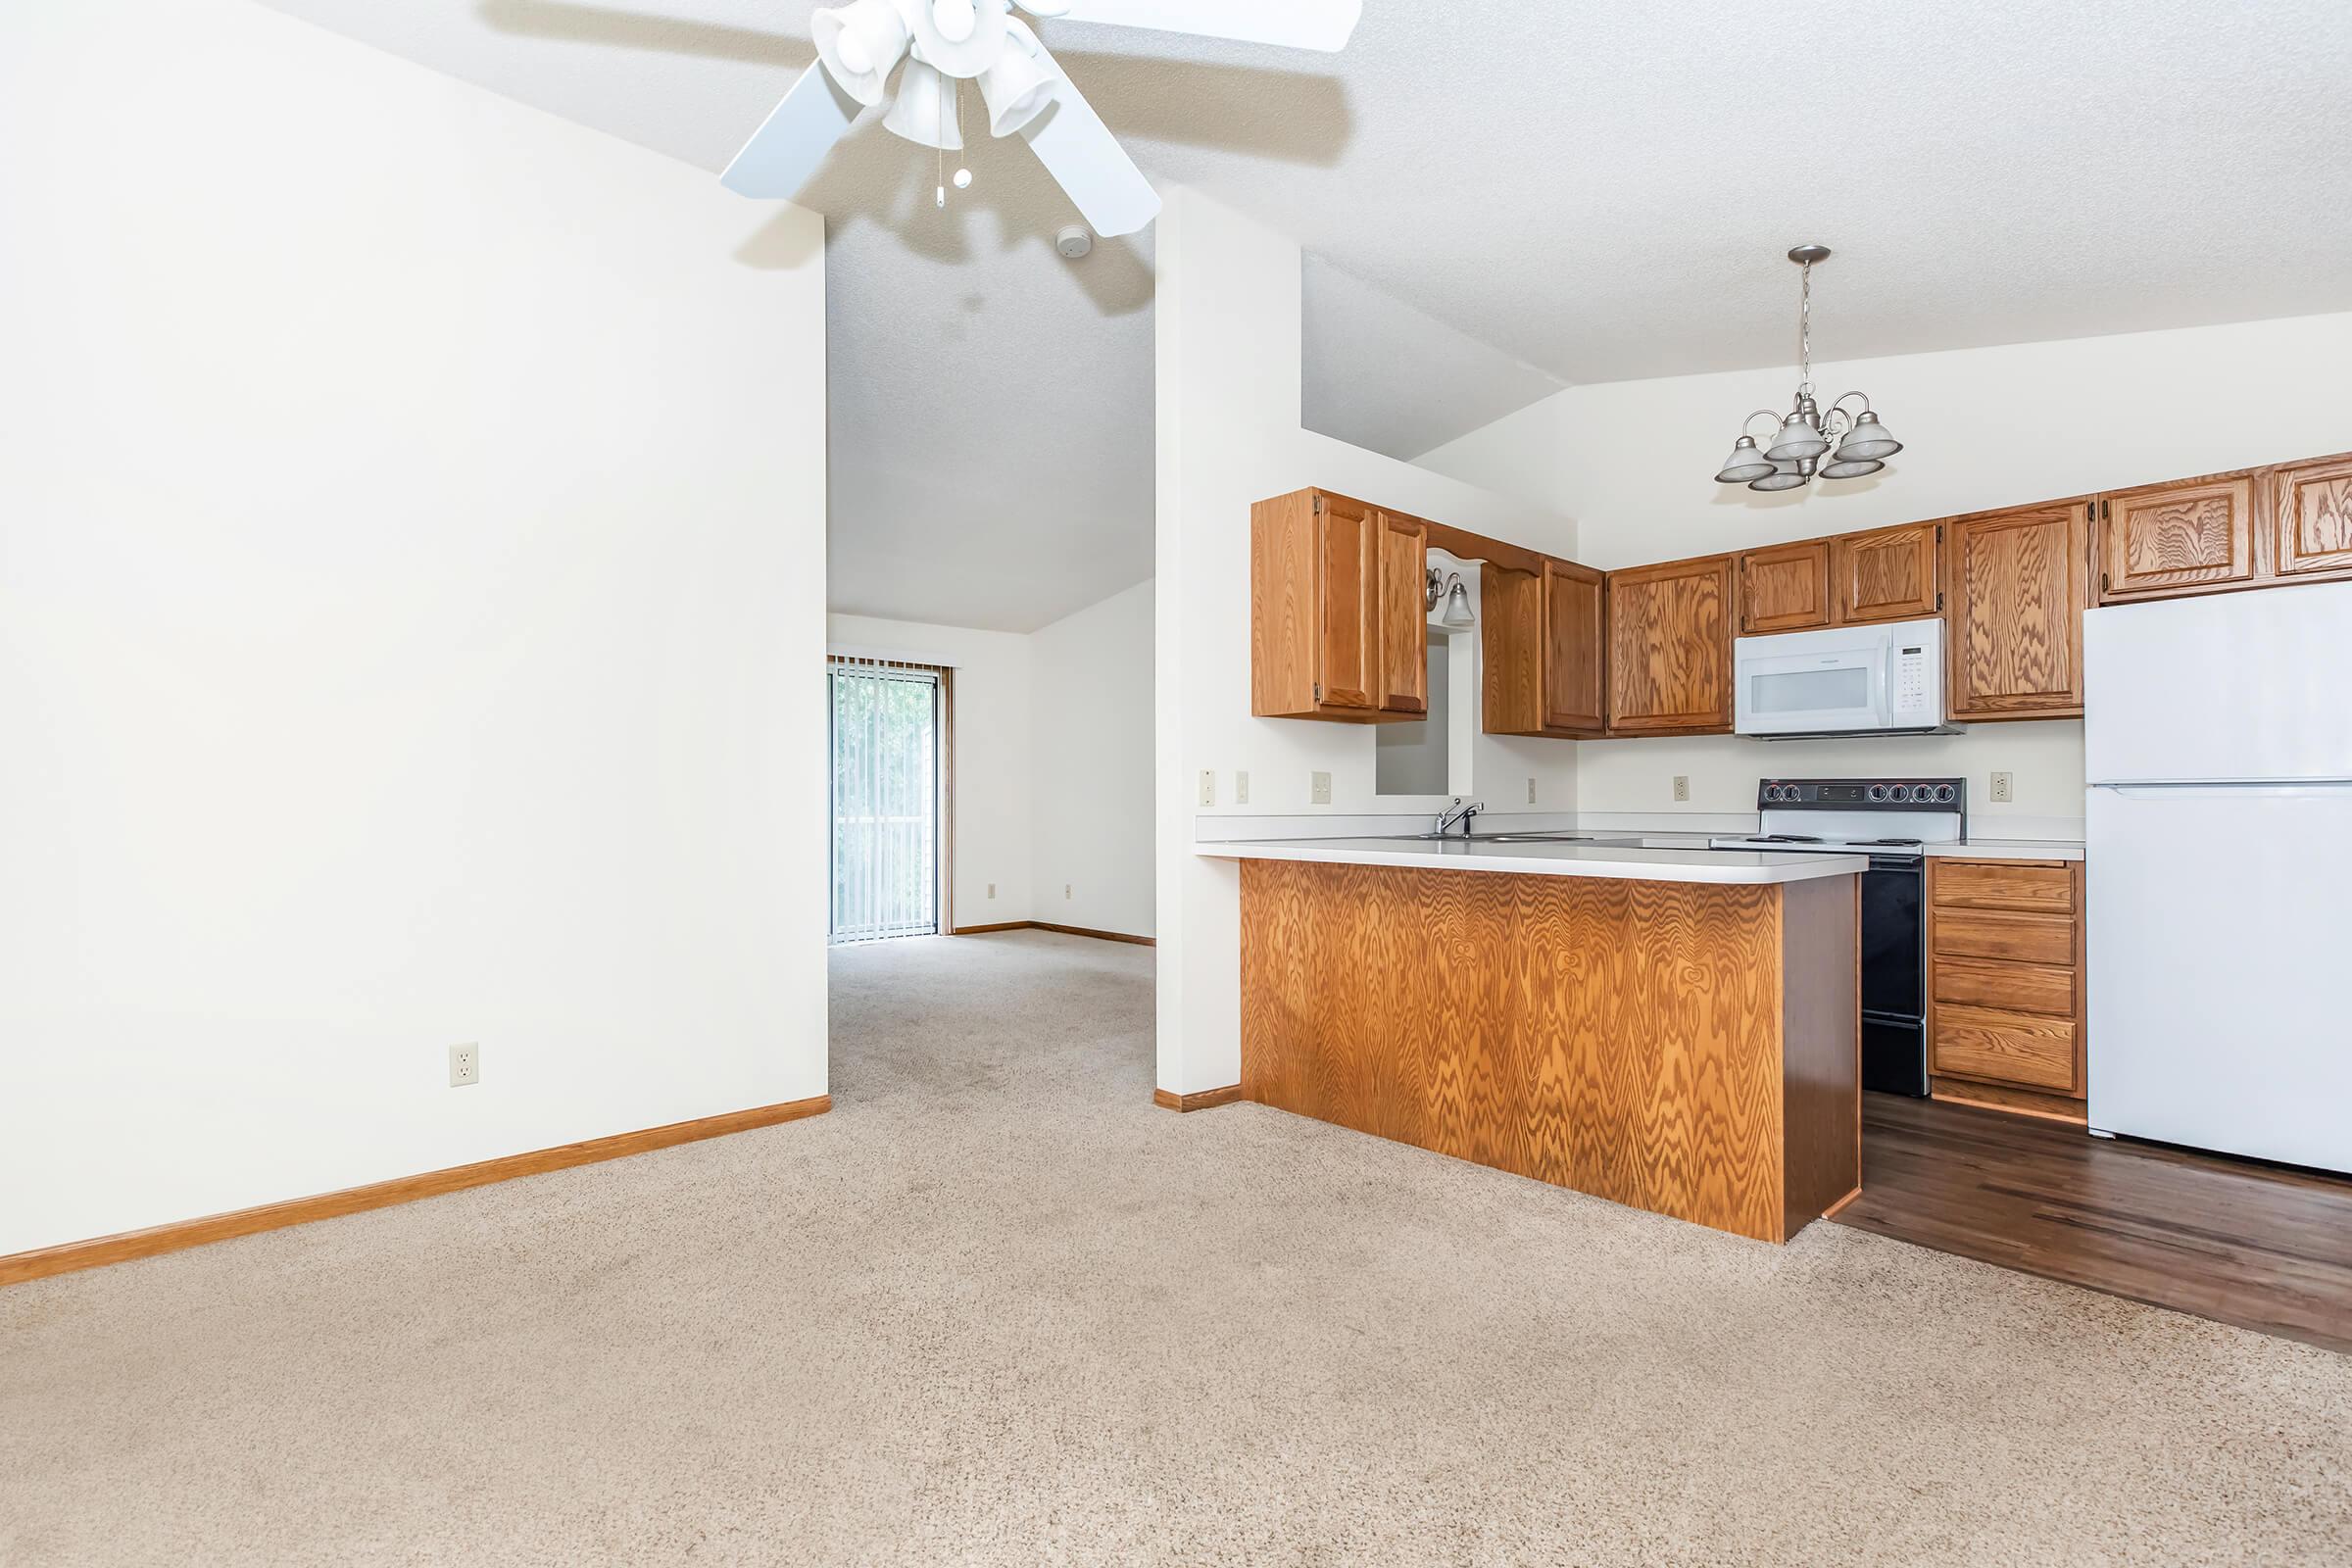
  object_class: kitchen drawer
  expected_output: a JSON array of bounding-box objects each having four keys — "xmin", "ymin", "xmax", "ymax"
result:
[
  {"xmin": 1932, "ymin": 1004, "xmax": 2080, "ymax": 1093},
  {"xmin": 1932, "ymin": 860, "xmax": 2076, "ymax": 913},
  {"xmin": 1932, "ymin": 956, "xmax": 2077, "ymax": 1017},
  {"xmin": 1932, "ymin": 908, "xmax": 2076, "ymax": 966}
]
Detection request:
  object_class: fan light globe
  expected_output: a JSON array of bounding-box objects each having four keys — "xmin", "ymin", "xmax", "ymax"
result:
[
  {"xmin": 980, "ymin": 33, "xmax": 1060, "ymax": 135},
  {"xmin": 812, "ymin": 0, "xmax": 911, "ymax": 106},
  {"xmin": 1763, "ymin": 413, "xmax": 1828, "ymax": 464},
  {"xmin": 885, "ymin": 59, "xmax": 964, "ymax": 150},
  {"xmin": 1714, "ymin": 435, "xmax": 1776, "ymax": 485}
]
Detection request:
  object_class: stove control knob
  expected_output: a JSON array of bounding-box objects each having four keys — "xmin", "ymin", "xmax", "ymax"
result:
[
  {"xmin": 1935, "ymin": 783, "xmax": 1957, "ymax": 804},
  {"xmin": 1867, "ymin": 784, "xmax": 1888, "ymax": 803},
  {"xmin": 1892, "ymin": 784, "xmax": 1917, "ymax": 803}
]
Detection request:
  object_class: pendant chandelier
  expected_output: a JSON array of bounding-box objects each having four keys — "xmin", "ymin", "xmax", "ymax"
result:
[{"xmin": 1713, "ymin": 246, "xmax": 1902, "ymax": 492}]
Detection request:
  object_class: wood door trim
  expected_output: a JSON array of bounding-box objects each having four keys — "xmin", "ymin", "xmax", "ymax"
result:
[
  {"xmin": 0, "ymin": 1095, "xmax": 834, "ymax": 1288},
  {"xmin": 1152, "ymin": 1085, "xmax": 1244, "ymax": 1112}
]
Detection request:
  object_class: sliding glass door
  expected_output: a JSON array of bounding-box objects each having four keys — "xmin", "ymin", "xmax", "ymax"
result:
[{"xmin": 827, "ymin": 659, "xmax": 943, "ymax": 944}]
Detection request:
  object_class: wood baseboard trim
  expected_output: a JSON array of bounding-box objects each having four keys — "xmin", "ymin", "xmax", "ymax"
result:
[
  {"xmin": 1818, "ymin": 1186, "xmax": 1865, "ymax": 1222},
  {"xmin": 1931, "ymin": 1077, "xmax": 2089, "ymax": 1126},
  {"xmin": 0, "ymin": 1094, "xmax": 832, "ymax": 1289},
  {"xmin": 954, "ymin": 920, "xmax": 1155, "ymax": 947},
  {"xmin": 1153, "ymin": 1085, "xmax": 1244, "ymax": 1112}
]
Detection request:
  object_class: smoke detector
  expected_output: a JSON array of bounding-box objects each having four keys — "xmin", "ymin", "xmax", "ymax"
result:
[{"xmin": 1055, "ymin": 225, "xmax": 1093, "ymax": 259}]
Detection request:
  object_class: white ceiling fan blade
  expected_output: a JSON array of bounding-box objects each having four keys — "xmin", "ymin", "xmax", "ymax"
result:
[
  {"xmin": 1016, "ymin": 71, "xmax": 1159, "ymax": 237},
  {"xmin": 1025, "ymin": 0, "xmax": 1361, "ymax": 51},
  {"xmin": 720, "ymin": 62, "xmax": 862, "ymax": 199}
]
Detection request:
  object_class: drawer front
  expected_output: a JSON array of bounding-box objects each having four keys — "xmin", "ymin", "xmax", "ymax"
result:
[
  {"xmin": 1932, "ymin": 909, "xmax": 2076, "ymax": 966},
  {"xmin": 1933, "ymin": 956, "xmax": 2076, "ymax": 1017},
  {"xmin": 1932, "ymin": 860, "xmax": 2075, "ymax": 913},
  {"xmin": 1932, "ymin": 1004, "xmax": 2079, "ymax": 1092}
]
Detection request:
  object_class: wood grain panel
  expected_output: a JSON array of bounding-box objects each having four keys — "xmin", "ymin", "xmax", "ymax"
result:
[
  {"xmin": 1739, "ymin": 540, "xmax": 1832, "ymax": 634},
  {"xmin": 1932, "ymin": 1004, "xmax": 2078, "ymax": 1091},
  {"xmin": 1249, "ymin": 490, "xmax": 1318, "ymax": 717},
  {"xmin": 2270, "ymin": 455, "xmax": 2352, "ymax": 580},
  {"xmin": 1606, "ymin": 554, "xmax": 1736, "ymax": 735},
  {"xmin": 1780, "ymin": 874, "xmax": 1862, "ymax": 1238},
  {"xmin": 1152, "ymin": 1085, "xmax": 1243, "ymax": 1111},
  {"xmin": 1930, "ymin": 859, "xmax": 2075, "ymax": 913},
  {"xmin": 1239, "ymin": 859, "xmax": 1857, "ymax": 1243},
  {"xmin": 1315, "ymin": 493, "xmax": 1377, "ymax": 710},
  {"xmin": 0, "ymin": 1096, "xmax": 833, "ymax": 1288},
  {"xmin": 1944, "ymin": 501, "xmax": 2091, "ymax": 720},
  {"xmin": 1480, "ymin": 564, "xmax": 1545, "ymax": 736},
  {"xmin": 1541, "ymin": 559, "xmax": 1607, "ymax": 733},
  {"xmin": 1932, "ymin": 908, "xmax": 2077, "ymax": 966},
  {"xmin": 1933, "ymin": 956, "xmax": 2076, "ymax": 1017},
  {"xmin": 1926, "ymin": 1077, "xmax": 2088, "ymax": 1124},
  {"xmin": 1837, "ymin": 522, "xmax": 1940, "ymax": 623},
  {"xmin": 2099, "ymin": 474, "xmax": 2257, "ymax": 601}
]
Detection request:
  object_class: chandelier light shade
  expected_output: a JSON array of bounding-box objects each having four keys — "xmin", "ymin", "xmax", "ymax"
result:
[
  {"xmin": 981, "ymin": 19, "xmax": 1060, "ymax": 135},
  {"xmin": 884, "ymin": 58, "xmax": 963, "ymax": 149},
  {"xmin": 1441, "ymin": 578, "xmax": 1475, "ymax": 628},
  {"xmin": 1712, "ymin": 246, "xmax": 1902, "ymax": 494}
]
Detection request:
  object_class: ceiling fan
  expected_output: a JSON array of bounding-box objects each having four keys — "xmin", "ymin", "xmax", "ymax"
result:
[{"xmin": 720, "ymin": 0, "xmax": 1363, "ymax": 237}]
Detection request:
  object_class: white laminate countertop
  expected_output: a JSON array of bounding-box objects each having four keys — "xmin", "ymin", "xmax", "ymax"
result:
[
  {"xmin": 1924, "ymin": 839, "xmax": 2086, "ymax": 862},
  {"xmin": 1194, "ymin": 836, "xmax": 1867, "ymax": 885}
]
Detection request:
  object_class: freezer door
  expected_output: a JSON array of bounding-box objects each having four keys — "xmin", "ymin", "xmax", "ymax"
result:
[
  {"xmin": 2087, "ymin": 782, "xmax": 2352, "ymax": 1172},
  {"xmin": 2084, "ymin": 580, "xmax": 2352, "ymax": 784}
]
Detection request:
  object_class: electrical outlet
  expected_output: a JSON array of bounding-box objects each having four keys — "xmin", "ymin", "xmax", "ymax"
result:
[
  {"xmin": 1064, "ymin": 883, "xmax": 1072, "ymax": 900},
  {"xmin": 1527, "ymin": 777, "xmax": 1537, "ymax": 805},
  {"xmin": 987, "ymin": 882, "xmax": 997, "ymax": 900},
  {"xmin": 1235, "ymin": 770, "xmax": 1250, "ymax": 805},
  {"xmin": 1310, "ymin": 770, "xmax": 1333, "ymax": 806},
  {"xmin": 1672, "ymin": 775, "xmax": 1690, "ymax": 803},
  {"xmin": 448, "ymin": 1043, "xmax": 479, "ymax": 1088},
  {"xmin": 1199, "ymin": 769, "xmax": 1215, "ymax": 808},
  {"xmin": 1990, "ymin": 771, "xmax": 2015, "ymax": 804}
]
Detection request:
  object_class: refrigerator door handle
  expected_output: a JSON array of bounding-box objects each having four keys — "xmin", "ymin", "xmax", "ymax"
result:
[{"xmin": 2094, "ymin": 780, "xmax": 2352, "ymax": 799}]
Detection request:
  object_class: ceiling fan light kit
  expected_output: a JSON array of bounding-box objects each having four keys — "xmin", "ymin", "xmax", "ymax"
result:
[
  {"xmin": 722, "ymin": 0, "xmax": 1364, "ymax": 237},
  {"xmin": 1711, "ymin": 246, "xmax": 1905, "ymax": 493}
]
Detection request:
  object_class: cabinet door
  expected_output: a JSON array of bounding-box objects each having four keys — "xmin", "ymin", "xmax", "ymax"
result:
[
  {"xmin": 1375, "ymin": 512, "xmax": 1428, "ymax": 714},
  {"xmin": 1944, "ymin": 503, "xmax": 2091, "ymax": 720},
  {"xmin": 1312, "ymin": 495, "xmax": 1376, "ymax": 710},
  {"xmin": 1738, "ymin": 540, "xmax": 1833, "ymax": 634},
  {"xmin": 1541, "ymin": 559, "xmax": 1606, "ymax": 734},
  {"xmin": 1837, "ymin": 523, "xmax": 1940, "ymax": 623},
  {"xmin": 2099, "ymin": 474, "xmax": 2257, "ymax": 601},
  {"xmin": 2270, "ymin": 455, "xmax": 2352, "ymax": 581},
  {"xmin": 1607, "ymin": 555, "xmax": 1735, "ymax": 734},
  {"xmin": 1479, "ymin": 564, "xmax": 1544, "ymax": 736}
]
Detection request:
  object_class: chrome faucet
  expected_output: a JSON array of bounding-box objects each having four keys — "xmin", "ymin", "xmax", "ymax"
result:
[{"xmin": 1435, "ymin": 797, "xmax": 1485, "ymax": 837}]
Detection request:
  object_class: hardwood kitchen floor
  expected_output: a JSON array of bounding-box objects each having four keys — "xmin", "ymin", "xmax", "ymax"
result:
[{"xmin": 1834, "ymin": 1093, "xmax": 2352, "ymax": 1355}]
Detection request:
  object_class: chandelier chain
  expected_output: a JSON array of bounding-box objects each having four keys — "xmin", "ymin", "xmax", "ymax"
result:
[{"xmin": 1796, "ymin": 260, "xmax": 1813, "ymax": 394}]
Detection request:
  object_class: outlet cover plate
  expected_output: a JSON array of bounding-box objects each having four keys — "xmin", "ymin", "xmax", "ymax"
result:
[
  {"xmin": 1310, "ymin": 770, "xmax": 1333, "ymax": 806},
  {"xmin": 449, "ymin": 1043, "xmax": 479, "ymax": 1088}
]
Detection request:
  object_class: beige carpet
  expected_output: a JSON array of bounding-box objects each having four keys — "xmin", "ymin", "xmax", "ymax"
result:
[{"xmin": 4, "ymin": 931, "xmax": 2347, "ymax": 1566}]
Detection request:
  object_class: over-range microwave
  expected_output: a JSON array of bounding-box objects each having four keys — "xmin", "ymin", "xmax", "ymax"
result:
[{"xmin": 1733, "ymin": 616, "xmax": 1958, "ymax": 738}]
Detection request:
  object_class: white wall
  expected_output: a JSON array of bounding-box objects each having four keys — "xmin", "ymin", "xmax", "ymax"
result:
[
  {"xmin": 0, "ymin": 0, "xmax": 829, "ymax": 1257},
  {"xmin": 826, "ymin": 614, "xmax": 1036, "ymax": 928},
  {"xmin": 1420, "ymin": 311, "xmax": 2352, "ymax": 823},
  {"xmin": 1030, "ymin": 581, "xmax": 1157, "ymax": 939},
  {"xmin": 1154, "ymin": 185, "xmax": 1584, "ymax": 1097}
]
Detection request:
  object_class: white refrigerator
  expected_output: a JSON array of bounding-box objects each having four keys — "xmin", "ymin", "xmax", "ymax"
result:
[{"xmin": 2084, "ymin": 579, "xmax": 2352, "ymax": 1172}]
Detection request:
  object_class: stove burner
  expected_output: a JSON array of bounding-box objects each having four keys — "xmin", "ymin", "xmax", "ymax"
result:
[
  {"xmin": 1753, "ymin": 833, "xmax": 1824, "ymax": 844},
  {"xmin": 1851, "ymin": 837, "xmax": 1925, "ymax": 848}
]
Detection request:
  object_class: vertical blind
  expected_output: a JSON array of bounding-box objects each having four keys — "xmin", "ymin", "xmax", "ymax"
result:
[{"xmin": 827, "ymin": 657, "xmax": 942, "ymax": 944}]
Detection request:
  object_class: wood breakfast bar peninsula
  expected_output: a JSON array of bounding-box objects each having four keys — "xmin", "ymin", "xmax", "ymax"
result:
[{"xmin": 1200, "ymin": 838, "xmax": 1866, "ymax": 1243}]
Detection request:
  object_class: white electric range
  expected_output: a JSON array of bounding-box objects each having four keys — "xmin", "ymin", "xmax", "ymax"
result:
[{"xmin": 1709, "ymin": 778, "xmax": 1967, "ymax": 1096}]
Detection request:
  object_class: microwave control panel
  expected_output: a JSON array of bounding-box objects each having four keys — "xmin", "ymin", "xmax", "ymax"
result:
[{"xmin": 1892, "ymin": 643, "xmax": 1932, "ymax": 714}]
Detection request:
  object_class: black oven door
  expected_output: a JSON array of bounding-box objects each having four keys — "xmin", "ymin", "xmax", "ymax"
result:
[{"xmin": 1859, "ymin": 858, "xmax": 1928, "ymax": 1097}]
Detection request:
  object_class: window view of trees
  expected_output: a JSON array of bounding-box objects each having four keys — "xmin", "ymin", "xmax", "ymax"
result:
[{"xmin": 829, "ymin": 663, "xmax": 941, "ymax": 943}]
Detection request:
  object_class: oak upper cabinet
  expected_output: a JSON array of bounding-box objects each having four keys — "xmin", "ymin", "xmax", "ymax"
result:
[
  {"xmin": 1737, "ymin": 540, "xmax": 1832, "ymax": 634},
  {"xmin": 1836, "ymin": 522, "xmax": 1941, "ymax": 623},
  {"xmin": 1606, "ymin": 554, "xmax": 1736, "ymax": 735},
  {"xmin": 1943, "ymin": 501, "xmax": 2093, "ymax": 722},
  {"xmin": 1251, "ymin": 488, "xmax": 1426, "ymax": 723},
  {"xmin": 2097, "ymin": 472, "xmax": 2258, "ymax": 603},
  {"xmin": 2269, "ymin": 454, "xmax": 2352, "ymax": 582},
  {"xmin": 1483, "ymin": 557, "xmax": 1605, "ymax": 738}
]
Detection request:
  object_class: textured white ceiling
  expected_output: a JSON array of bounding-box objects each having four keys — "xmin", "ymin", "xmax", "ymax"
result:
[{"xmin": 258, "ymin": 0, "xmax": 2352, "ymax": 629}]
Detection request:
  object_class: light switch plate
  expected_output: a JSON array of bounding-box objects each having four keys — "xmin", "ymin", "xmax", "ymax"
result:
[
  {"xmin": 1198, "ymin": 769, "xmax": 1215, "ymax": 808},
  {"xmin": 1526, "ymin": 777, "xmax": 1537, "ymax": 805},
  {"xmin": 1310, "ymin": 770, "xmax": 1333, "ymax": 806},
  {"xmin": 1235, "ymin": 770, "xmax": 1250, "ymax": 806},
  {"xmin": 1990, "ymin": 771, "xmax": 2015, "ymax": 804}
]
